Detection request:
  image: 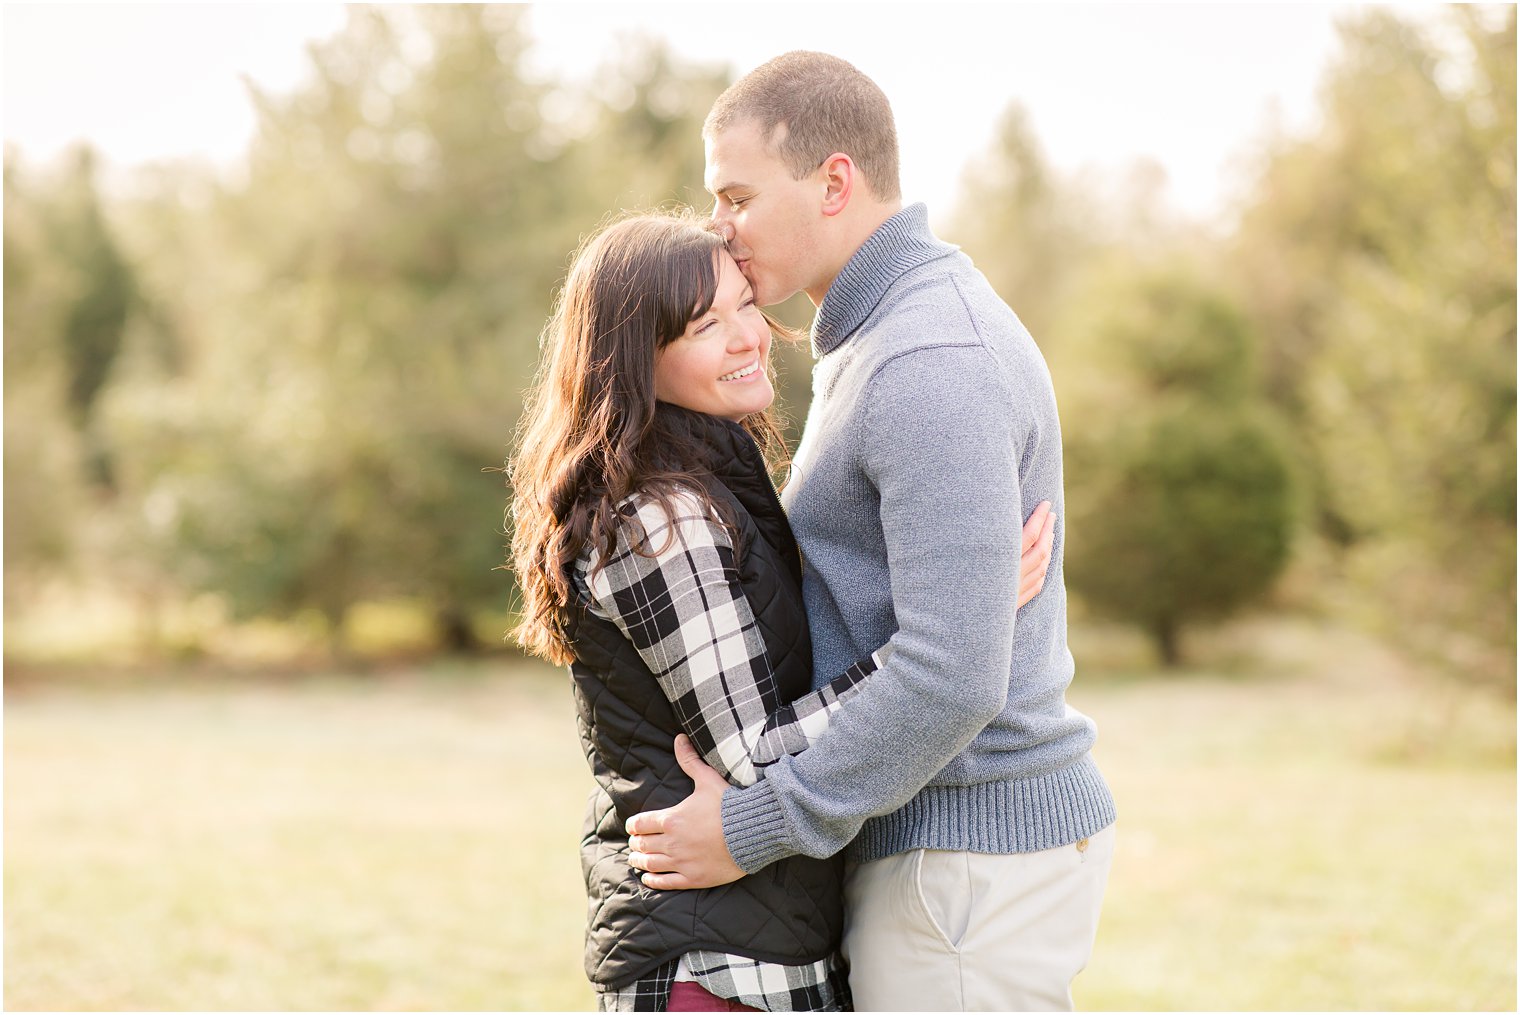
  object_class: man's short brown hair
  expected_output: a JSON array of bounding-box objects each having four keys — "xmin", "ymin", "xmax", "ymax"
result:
[{"xmin": 705, "ymin": 51, "xmax": 901, "ymax": 202}]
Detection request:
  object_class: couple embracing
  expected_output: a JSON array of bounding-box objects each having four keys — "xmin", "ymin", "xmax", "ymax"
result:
[{"xmin": 510, "ymin": 52, "xmax": 1117, "ymax": 1013}]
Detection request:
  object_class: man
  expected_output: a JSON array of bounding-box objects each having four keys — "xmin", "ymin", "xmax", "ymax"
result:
[{"xmin": 625, "ymin": 52, "xmax": 1117, "ymax": 1011}]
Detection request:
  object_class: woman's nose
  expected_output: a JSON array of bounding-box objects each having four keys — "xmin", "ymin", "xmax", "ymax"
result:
[{"xmin": 728, "ymin": 322, "xmax": 761, "ymax": 352}]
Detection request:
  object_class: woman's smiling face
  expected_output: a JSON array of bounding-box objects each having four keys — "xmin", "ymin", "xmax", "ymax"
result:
[{"xmin": 654, "ymin": 250, "xmax": 775, "ymax": 422}]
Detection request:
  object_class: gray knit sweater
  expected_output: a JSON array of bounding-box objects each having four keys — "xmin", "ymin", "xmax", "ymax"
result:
[{"xmin": 720, "ymin": 204, "xmax": 1116, "ymax": 871}]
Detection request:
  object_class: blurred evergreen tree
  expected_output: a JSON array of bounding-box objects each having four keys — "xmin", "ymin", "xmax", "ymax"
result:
[
  {"xmin": 94, "ymin": 7, "xmax": 733, "ymax": 657},
  {"xmin": 55, "ymin": 149, "xmax": 135, "ymax": 475},
  {"xmin": 1231, "ymin": 6, "xmax": 1516, "ymax": 681},
  {"xmin": 1071, "ymin": 404, "xmax": 1296, "ymax": 666},
  {"xmin": 3, "ymin": 151, "xmax": 92, "ymax": 610},
  {"xmin": 148, "ymin": 5, "xmax": 566, "ymax": 654},
  {"xmin": 28, "ymin": 4, "xmax": 1503, "ymax": 677},
  {"xmin": 1062, "ymin": 265, "xmax": 1297, "ymax": 665},
  {"xmin": 945, "ymin": 104, "xmax": 1100, "ymax": 350},
  {"xmin": 13, "ymin": 146, "xmax": 139, "ymax": 496},
  {"xmin": 568, "ymin": 35, "xmax": 729, "ymax": 214}
]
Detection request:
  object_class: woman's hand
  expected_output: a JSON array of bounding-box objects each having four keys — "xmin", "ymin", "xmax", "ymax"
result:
[{"xmin": 1017, "ymin": 501, "xmax": 1056, "ymax": 609}]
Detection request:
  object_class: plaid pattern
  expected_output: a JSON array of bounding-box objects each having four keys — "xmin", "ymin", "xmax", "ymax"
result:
[
  {"xmin": 597, "ymin": 952, "xmax": 851, "ymax": 1012},
  {"xmin": 576, "ymin": 490, "xmax": 879, "ymax": 789},
  {"xmin": 680, "ymin": 951, "xmax": 851, "ymax": 1012},
  {"xmin": 578, "ymin": 489, "xmax": 871, "ymax": 1012},
  {"xmin": 597, "ymin": 959, "xmax": 677, "ymax": 1012}
]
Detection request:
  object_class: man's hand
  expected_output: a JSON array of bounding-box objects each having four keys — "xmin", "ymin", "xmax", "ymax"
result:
[
  {"xmin": 1018, "ymin": 501, "xmax": 1056, "ymax": 609},
  {"xmin": 625, "ymin": 734, "xmax": 746, "ymax": 890},
  {"xmin": 623, "ymin": 510, "xmax": 1048, "ymax": 891}
]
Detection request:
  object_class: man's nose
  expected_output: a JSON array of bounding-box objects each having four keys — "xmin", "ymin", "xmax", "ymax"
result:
[{"xmin": 710, "ymin": 216, "xmax": 736, "ymax": 243}]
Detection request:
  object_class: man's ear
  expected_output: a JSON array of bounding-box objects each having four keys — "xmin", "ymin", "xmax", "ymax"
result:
[{"xmin": 820, "ymin": 152, "xmax": 855, "ymax": 217}]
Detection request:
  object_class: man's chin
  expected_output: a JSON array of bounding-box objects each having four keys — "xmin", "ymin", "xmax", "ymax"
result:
[{"xmin": 752, "ymin": 281, "xmax": 799, "ymax": 309}]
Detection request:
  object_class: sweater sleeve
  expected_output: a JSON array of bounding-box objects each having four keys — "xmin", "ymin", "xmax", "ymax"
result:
[
  {"xmin": 721, "ymin": 343, "xmax": 1026, "ymax": 872},
  {"xmin": 580, "ymin": 489, "xmax": 881, "ymax": 788}
]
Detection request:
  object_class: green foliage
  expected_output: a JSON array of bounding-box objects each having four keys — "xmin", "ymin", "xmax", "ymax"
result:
[
  {"xmin": 1106, "ymin": 272, "xmax": 1259, "ymax": 402},
  {"xmin": 74, "ymin": 9, "xmax": 730, "ymax": 656},
  {"xmin": 3, "ymin": 147, "xmax": 123, "ymax": 603},
  {"xmin": 568, "ymin": 36, "xmax": 729, "ymax": 214},
  {"xmin": 953, "ymin": 6, "xmax": 1514, "ymax": 675},
  {"xmin": 946, "ymin": 103, "xmax": 1101, "ymax": 347},
  {"xmin": 1068, "ymin": 401, "xmax": 1296, "ymax": 665},
  {"xmin": 1062, "ymin": 264, "xmax": 1297, "ymax": 664},
  {"xmin": 4, "ymin": 9, "xmax": 735, "ymax": 659},
  {"xmin": 1, "ymin": 376, "xmax": 85, "ymax": 608},
  {"xmin": 3, "ymin": 6, "xmax": 1511, "ymax": 678},
  {"xmin": 1232, "ymin": 6, "xmax": 1516, "ymax": 679},
  {"xmin": 54, "ymin": 150, "xmax": 135, "ymax": 436},
  {"xmin": 201, "ymin": 6, "xmax": 563, "ymax": 648}
]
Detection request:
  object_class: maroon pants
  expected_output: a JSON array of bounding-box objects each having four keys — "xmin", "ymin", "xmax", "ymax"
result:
[{"xmin": 667, "ymin": 980, "xmax": 762, "ymax": 1012}]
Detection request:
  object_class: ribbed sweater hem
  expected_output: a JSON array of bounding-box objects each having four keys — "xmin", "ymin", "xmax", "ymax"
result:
[
  {"xmin": 722, "ymin": 777, "xmax": 793, "ymax": 874},
  {"xmin": 848, "ymin": 753, "xmax": 1117, "ymax": 864}
]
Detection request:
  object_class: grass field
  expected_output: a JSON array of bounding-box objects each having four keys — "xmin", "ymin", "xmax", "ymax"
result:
[{"xmin": 5, "ymin": 618, "xmax": 1515, "ymax": 1011}]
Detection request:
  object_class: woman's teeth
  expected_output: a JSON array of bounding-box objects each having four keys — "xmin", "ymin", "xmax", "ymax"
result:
[{"xmin": 719, "ymin": 361, "xmax": 760, "ymax": 382}]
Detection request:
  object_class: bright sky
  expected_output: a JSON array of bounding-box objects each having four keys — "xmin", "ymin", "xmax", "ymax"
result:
[{"xmin": 1, "ymin": 3, "xmax": 1451, "ymax": 223}]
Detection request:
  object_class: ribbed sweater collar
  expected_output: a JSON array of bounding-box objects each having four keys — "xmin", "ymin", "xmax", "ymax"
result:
[{"xmin": 810, "ymin": 203, "xmax": 959, "ymax": 357}]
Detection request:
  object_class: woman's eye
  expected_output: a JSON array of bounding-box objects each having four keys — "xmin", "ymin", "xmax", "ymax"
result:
[
  {"xmin": 741, "ymin": 297, "xmax": 757, "ymax": 309},
  {"xmin": 696, "ymin": 319, "xmax": 717, "ymax": 334}
]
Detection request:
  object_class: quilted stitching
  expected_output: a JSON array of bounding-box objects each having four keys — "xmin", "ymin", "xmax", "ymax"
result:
[{"xmin": 565, "ymin": 408, "xmax": 845, "ymax": 988}]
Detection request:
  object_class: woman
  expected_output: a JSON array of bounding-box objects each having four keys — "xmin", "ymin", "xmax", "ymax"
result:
[{"xmin": 509, "ymin": 212, "xmax": 1053, "ymax": 1012}]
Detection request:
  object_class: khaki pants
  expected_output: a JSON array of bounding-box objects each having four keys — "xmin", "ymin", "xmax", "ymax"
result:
[{"xmin": 841, "ymin": 824, "xmax": 1116, "ymax": 1012}]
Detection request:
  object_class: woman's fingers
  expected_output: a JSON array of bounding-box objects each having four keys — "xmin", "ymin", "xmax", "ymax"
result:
[
  {"xmin": 1017, "ymin": 505, "xmax": 1057, "ymax": 608},
  {"xmin": 1017, "ymin": 571, "xmax": 1039, "ymax": 609},
  {"xmin": 1035, "ymin": 511, "xmax": 1055, "ymax": 567},
  {"xmin": 1020, "ymin": 501, "xmax": 1053, "ymax": 553}
]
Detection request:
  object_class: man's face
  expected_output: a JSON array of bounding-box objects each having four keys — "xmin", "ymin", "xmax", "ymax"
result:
[{"xmin": 705, "ymin": 120, "xmax": 824, "ymax": 307}]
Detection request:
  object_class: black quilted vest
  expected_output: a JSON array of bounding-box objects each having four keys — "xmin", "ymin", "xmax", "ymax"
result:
[{"xmin": 563, "ymin": 406, "xmax": 845, "ymax": 988}]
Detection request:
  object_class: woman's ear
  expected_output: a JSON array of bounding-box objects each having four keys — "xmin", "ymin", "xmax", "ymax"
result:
[{"xmin": 819, "ymin": 152, "xmax": 855, "ymax": 218}]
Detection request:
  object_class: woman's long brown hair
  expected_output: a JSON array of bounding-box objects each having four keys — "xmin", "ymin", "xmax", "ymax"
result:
[{"xmin": 508, "ymin": 211, "xmax": 789, "ymax": 665}]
